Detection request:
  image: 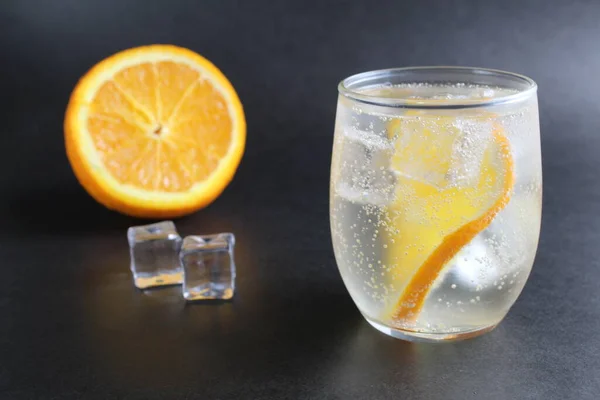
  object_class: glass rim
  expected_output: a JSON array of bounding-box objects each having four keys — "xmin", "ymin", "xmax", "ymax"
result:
[{"xmin": 338, "ymin": 66, "xmax": 538, "ymax": 109}]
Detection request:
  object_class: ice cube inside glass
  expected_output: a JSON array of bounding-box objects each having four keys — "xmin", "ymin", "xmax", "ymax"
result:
[
  {"xmin": 127, "ymin": 221, "xmax": 183, "ymax": 289},
  {"xmin": 180, "ymin": 233, "xmax": 236, "ymax": 301},
  {"xmin": 387, "ymin": 115, "xmax": 493, "ymax": 189}
]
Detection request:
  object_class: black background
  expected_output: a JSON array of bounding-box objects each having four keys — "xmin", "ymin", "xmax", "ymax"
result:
[{"xmin": 2, "ymin": 0, "xmax": 600, "ymax": 398}]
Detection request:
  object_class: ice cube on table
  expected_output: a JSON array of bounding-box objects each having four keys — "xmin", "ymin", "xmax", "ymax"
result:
[
  {"xmin": 180, "ymin": 233, "xmax": 236, "ymax": 301},
  {"xmin": 127, "ymin": 221, "xmax": 183, "ymax": 289}
]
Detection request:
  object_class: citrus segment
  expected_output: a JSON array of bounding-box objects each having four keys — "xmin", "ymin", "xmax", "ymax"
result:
[
  {"xmin": 65, "ymin": 45, "xmax": 245, "ymax": 218},
  {"xmin": 113, "ymin": 63, "xmax": 158, "ymax": 119}
]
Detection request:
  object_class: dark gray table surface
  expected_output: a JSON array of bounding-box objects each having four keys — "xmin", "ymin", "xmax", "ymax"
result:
[{"xmin": 1, "ymin": 0, "xmax": 599, "ymax": 398}]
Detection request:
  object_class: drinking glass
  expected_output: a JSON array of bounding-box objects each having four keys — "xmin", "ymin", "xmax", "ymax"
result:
[{"xmin": 330, "ymin": 67, "xmax": 541, "ymax": 342}]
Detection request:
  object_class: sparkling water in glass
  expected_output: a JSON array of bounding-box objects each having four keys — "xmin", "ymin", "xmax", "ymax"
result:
[{"xmin": 330, "ymin": 67, "xmax": 542, "ymax": 342}]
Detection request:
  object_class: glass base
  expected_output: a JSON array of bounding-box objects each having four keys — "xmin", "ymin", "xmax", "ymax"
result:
[{"xmin": 365, "ymin": 317, "xmax": 499, "ymax": 343}]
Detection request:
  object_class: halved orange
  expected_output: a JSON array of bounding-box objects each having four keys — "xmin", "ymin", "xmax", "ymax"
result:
[
  {"xmin": 65, "ymin": 45, "xmax": 246, "ymax": 218},
  {"xmin": 384, "ymin": 115, "xmax": 514, "ymax": 324}
]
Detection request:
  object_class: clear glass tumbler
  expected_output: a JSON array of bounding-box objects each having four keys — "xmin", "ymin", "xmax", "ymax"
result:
[{"xmin": 330, "ymin": 67, "xmax": 541, "ymax": 342}]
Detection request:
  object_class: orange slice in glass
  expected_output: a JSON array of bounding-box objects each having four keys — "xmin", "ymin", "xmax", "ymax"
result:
[{"xmin": 384, "ymin": 114, "xmax": 514, "ymax": 324}]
